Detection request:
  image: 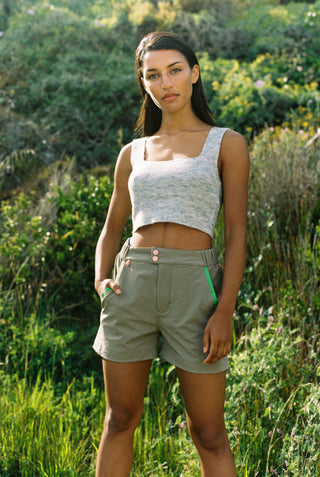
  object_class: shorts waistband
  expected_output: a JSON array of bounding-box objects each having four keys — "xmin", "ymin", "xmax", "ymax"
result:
[{"xmin": 119, "ymin": 238, "xmax": 219, "ymax": 267}]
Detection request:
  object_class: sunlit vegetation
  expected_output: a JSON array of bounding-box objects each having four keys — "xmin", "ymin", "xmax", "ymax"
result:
[{"xmin": 0, "ymin": 0, "xmax": 319, "ymax": 475}]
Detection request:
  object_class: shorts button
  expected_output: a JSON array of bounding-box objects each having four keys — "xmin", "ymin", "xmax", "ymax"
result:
[
  {"xmin": 152, "ymin": 255, "xmax": 159, "ymax": 262},
  {"xmin": 153, "ymin": 249, "xmax": 159, "ymax": 255}
]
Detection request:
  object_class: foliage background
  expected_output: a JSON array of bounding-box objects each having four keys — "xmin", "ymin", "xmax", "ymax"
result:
[{"xmin": 0, "ymin": 0, "xmax": 319, "ymax": 475}]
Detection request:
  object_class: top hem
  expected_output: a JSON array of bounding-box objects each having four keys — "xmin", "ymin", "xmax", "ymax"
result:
[{"xmin": 132, "ymin": 219, "xmax": 214, "ymax": 239}]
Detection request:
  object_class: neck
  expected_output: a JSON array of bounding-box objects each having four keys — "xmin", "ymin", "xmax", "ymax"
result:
[{"xmin": 159, "ymin": 109, "xmax": 204, "ymax": 135}]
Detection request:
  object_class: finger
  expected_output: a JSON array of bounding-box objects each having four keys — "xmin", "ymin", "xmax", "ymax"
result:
[
  {"xmin": 205, "ymin": 341, "xmax": 231, "ymax": 364},
  {"xmin": 202, "ymin": 328, "xmax": 210, "ymax": 354},
  {"xmin": 203, "ymin": 337, "xmax": 219, "ymax": 364}
]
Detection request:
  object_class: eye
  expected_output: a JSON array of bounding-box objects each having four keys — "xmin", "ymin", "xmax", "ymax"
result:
[
  {"xmin": 171, "ymin": 67, "xmax": 181, "ymax": 74},
  {"xmin": 147, "ymin": 73, "xmax": 159, "ymax": 80}
]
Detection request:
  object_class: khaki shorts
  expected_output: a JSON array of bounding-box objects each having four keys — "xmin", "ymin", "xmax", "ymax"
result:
[{"xmin": 93, "ymin": 238, "xmax": 228, "ymax": 374}]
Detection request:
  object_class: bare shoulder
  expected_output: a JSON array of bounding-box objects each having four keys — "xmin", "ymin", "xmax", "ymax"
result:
[
  {"xmin": 116, "ymin": 142, "xmax": 132, "ymax": 169},
  {"xmin": 221, "ymin": 129, "xmax": 249, "ymax": 155},
  {"xmin": 114, "ymin": 142, "xmax": 133, "ymax": 182},
  {"xmin": 220, "ymin": 129, "xmax": 250, "ymax": 170}
]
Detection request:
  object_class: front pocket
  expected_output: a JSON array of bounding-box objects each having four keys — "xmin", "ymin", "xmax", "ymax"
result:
[{"xmin": 101, "ymin": 256, "xmax": 126, "ymax": 305}]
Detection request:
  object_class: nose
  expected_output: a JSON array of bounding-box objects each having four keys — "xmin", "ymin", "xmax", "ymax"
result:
[{"xmin": 161, "ymin": 73, "xmax": 172, "ymax": 89}]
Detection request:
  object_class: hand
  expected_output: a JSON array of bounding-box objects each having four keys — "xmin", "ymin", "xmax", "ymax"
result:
[
  {"xmin": 95, "ymin": 278, "xmax": 122, "ymax": 300},
  {"xmin": 202, "ymin": 311, "xmax": 233, "ymax": 364}
]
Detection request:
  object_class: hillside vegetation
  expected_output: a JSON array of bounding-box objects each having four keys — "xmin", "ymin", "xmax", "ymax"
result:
[{"xmin": 0, "ymin": 0, "xmax": 319, "ymax": 475}]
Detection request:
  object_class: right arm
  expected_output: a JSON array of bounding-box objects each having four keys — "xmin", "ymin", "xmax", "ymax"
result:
[{"xmin": 94, "ymin": 143, "xmax": 132, "ymax": 299}]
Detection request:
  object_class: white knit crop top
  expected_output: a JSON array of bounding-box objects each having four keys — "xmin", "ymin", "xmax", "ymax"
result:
[{"xmin": 128, "ymin": 127, "xmax": 228, "ymax": 238}]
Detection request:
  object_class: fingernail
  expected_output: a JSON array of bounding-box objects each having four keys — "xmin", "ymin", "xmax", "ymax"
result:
[{"xmin": 115, "ymin": 289, "xmax": 121, "ymax": 294}]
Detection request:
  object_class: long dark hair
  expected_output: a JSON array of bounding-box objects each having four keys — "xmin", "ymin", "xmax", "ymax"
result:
[{"xmin": 135, "ymin": 31, "xmax": 215, "ymax": 137}]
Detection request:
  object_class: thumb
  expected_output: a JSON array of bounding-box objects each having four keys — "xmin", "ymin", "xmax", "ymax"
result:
[{"xmin": 109, "ymin": 279, "xmax": 122, "ymax": 294}]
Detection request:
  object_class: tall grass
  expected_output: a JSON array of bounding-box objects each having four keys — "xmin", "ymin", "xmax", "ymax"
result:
[
  {"xmin": 248, "ymin": 128, "xmax": 318, "ymax": 282},
  {"xmin": 0, "ymin": 373, "xmax": 102, "ymax": 476},
  {"xmin": 1, "ymin": 327, "xmax": 319, "ymax": 476}
]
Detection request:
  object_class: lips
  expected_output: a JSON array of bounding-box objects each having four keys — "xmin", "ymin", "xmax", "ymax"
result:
[{"xmin": 162, "ymin": 93, "xmax": 178, "ymax": 101}]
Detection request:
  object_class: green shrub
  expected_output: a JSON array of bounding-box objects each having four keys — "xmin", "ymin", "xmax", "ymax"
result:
[
  {"xmin": 206, "ymin": 56, "xmax": 320, "ymax": 137},
  {"xmin": 0, "ymin": 164, "xmax": 133, "ymax": 382},
  {"xmin": 1, "ymin": 4, "xmax": 138, "ymax": 169},
  {"xmin": 1, "ymin": 0, "xmax": 320, "ymax": 176}
]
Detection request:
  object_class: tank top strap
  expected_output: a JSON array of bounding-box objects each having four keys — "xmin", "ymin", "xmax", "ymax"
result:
[
  {"xmin": 204, "ymin": 127, "xmax": 229, "ymax": 165},
  {"xmin": 130, "ymin": 137, "xmax": 146, "ymax": 167}
]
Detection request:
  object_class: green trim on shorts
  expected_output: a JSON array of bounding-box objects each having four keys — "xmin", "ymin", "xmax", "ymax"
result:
[
  {"xmin": 101, "ymin": 287, "xmax": 112, "ymax": 298},
  {"xmin": 204, "ymin": 266, "xmax": 218, "ymax": 306}
]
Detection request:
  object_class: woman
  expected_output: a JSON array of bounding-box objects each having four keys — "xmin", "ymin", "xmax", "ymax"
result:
[{"xmin": 93, "ymin": 31, "xmax": 249, "ymax": 477}]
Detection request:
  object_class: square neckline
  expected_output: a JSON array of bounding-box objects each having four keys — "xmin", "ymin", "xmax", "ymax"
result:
[{"xmin": 143, "ymin": 127, "xmax": 216, "ymax": 163}]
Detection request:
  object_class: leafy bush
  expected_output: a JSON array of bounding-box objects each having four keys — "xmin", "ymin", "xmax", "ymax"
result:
[
  {"xmin": 1, "ymin": 0, "xmax": 319, "ymax": 179},
  {"xmin": 205, "ymin": 56, "xmax": 320, "ymax": 137},
  {"xmin": 0, "ymin": 163, "xmax": 133, "ymax": 382},
  {"xmin": 1, "ymin": 4, "xmax": 138, "ymax": 169}
]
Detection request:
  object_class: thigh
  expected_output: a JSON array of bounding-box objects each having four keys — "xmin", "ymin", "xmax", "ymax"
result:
[
  {"xmin": 103, "ymin": 359, "xmax": 153, "ymax": 415},
  {"xmin": 176, "ymin": 367, "xmax": 226, "ymax": 427}
]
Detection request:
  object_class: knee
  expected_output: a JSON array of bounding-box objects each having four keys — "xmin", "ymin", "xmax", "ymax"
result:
[
  {"xmin": 105, "ymin": 405, "xmax": 143, "ymax": 434},
  {"xmin": 191, "ymin": 423, "xmax": 228, "ymax": 453}
]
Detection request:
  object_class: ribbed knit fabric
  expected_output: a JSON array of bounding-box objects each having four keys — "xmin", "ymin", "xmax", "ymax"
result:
[{"xmin": 128, "ymin": 127, "xmax": 228, "ymax": 238}]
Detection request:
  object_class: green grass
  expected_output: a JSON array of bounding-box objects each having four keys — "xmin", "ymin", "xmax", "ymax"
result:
[
  {"xmin": 0, "ymin": 373, "xmax": 101, "ymax": 476},
  {"xmin": 1, "ymin": 324, "xmax": 319, "ymax": 476}
]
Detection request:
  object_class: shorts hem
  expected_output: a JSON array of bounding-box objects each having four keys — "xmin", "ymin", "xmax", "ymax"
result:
[
  {"xmin": 161, "ymin": 352, "xmax": 229, "ymax": 375},
  {"xmin": 93, "ymin": 345, "xmax": 157, "ymax": 363}
]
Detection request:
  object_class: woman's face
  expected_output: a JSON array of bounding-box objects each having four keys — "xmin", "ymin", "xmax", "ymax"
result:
[{"xmin": 141, "ymin": 49, "xmax": 199, "ymax": 113}]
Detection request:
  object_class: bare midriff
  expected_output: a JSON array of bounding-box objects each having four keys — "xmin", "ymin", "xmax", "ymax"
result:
[{"xmin": 130, "ymin": 222, "xmax": 212, "ymax": 250}]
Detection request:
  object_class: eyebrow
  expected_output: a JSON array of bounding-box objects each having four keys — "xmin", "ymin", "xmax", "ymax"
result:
[{"xmin": 146, "ymin": 61, "xmax": 184, "ymax": 72}]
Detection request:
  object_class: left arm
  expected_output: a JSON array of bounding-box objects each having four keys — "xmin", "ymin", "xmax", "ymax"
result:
[{"xmin": 203, "ymin": 130, "xmax": 250, "ymax": 364}]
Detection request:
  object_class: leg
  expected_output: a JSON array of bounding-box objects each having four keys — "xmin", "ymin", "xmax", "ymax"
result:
[
  {"xmin": 96, "ymin": 359, "xmax": 152, "ymax": 477},
  {"xmin": 176, "ymin": 368, "xmax": 237, "ymax": 477}
]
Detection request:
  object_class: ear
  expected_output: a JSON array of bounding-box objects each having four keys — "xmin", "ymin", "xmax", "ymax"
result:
[{"xmin": 191, "ymin": 64, "xmax": 200, "ymax": 84}]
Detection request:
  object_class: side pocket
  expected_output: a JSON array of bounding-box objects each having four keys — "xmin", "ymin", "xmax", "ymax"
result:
[
  {"xmin": 204, "ymin": 264, "xmax": 223, "ymax": 306},
  {"xmin": 101, "ymin": 287, "xmax": 112, "ymax": 299},
  {"xmin": 204, "ymin": 266, "xmax": 218, "ymax": 306},
  {"xmin": 101, "ymin": 253, "xmax": 126, "ymax": 305}
]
